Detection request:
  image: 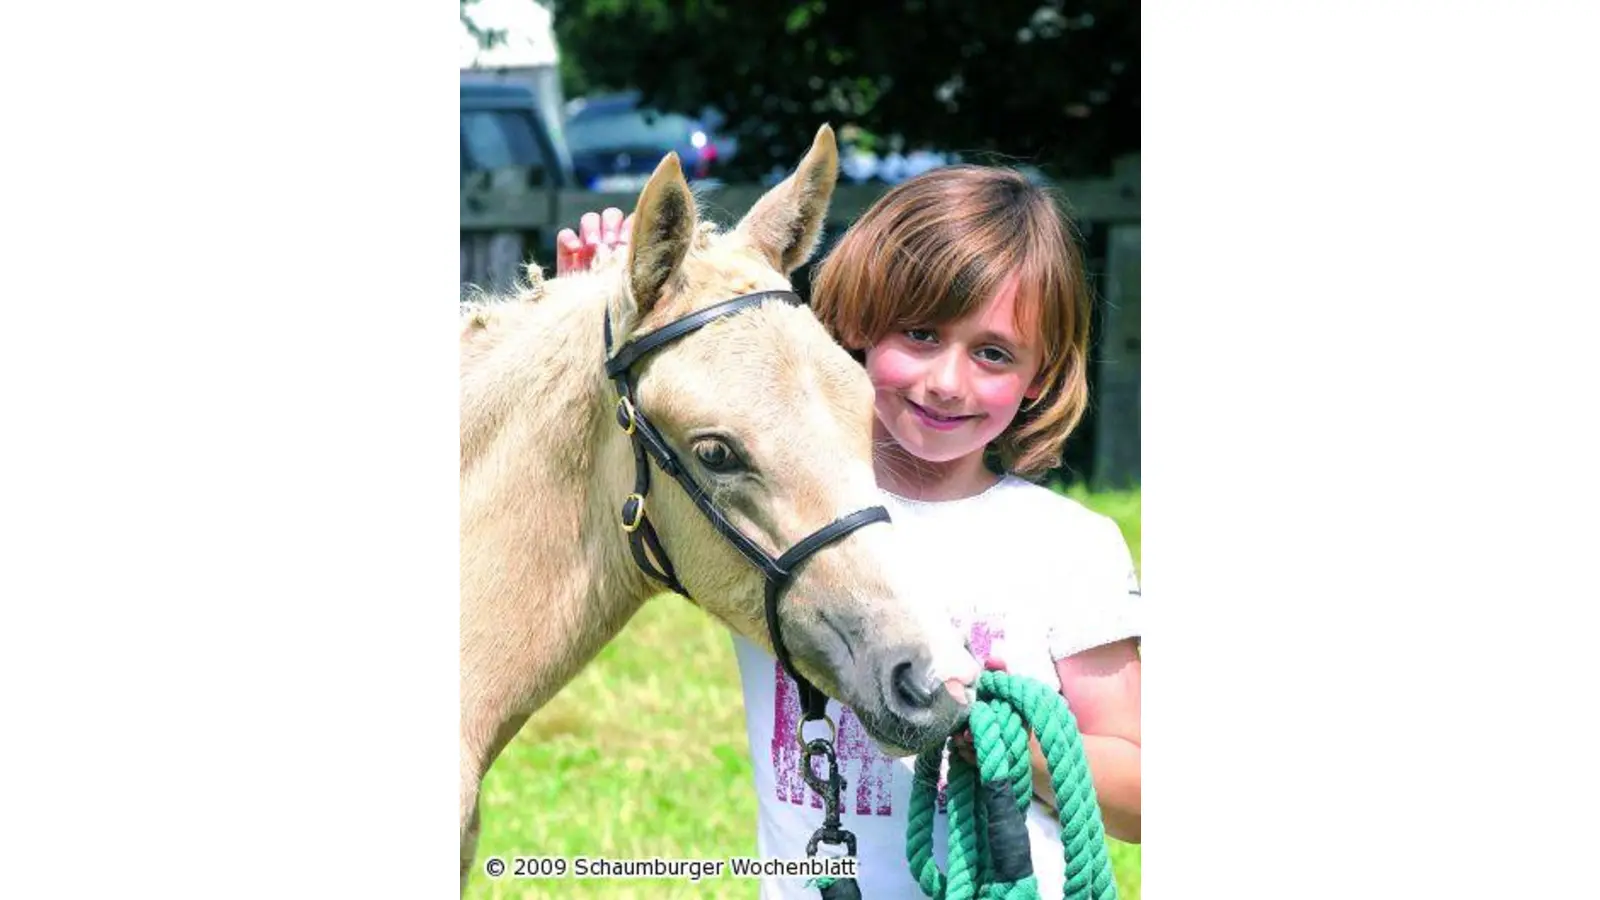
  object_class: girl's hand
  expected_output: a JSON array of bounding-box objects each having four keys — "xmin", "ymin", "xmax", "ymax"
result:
[
  {"xmin": 556, "ymin": 207, "xmax": 633, "ymax": 276},
  {"xmin": 951, "ymin": 657, "xmax": 1008, "ymax": 765}
]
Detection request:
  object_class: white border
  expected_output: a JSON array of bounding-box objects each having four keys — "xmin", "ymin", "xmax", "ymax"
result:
[
  {"xmin": 1, "ymin": 1, "xmax": 458, "ymax": 895},
  {"xmin": 1147, "ymin": 2, "xmax": 1600, "ymax": 896}
]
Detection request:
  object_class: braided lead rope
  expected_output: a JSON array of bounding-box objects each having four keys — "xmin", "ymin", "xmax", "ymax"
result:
[{"xmin": 904, "ymin": 670, "xmax": 1119, "ymax": 900}]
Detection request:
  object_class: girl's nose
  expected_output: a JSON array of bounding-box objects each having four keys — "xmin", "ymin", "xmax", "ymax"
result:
[{"xmin": 926, "ymin": 348, "xmax": 967, "ymax": 400}]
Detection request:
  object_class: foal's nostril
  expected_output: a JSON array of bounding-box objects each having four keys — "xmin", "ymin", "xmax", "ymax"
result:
[{"xmin": 892, "ymin": 660, "xmax": 937, "ymax": 710}]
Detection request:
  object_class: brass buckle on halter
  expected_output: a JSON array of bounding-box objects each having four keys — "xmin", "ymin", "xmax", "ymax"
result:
[
  {"xmin": 795, "ymin": 713, "xmax": 838, "ymax": 754},
  {"xmin": 615, "ymin": 397, "xmax": 637, "ymax": 435},
  {"xmin": 620, "ymin": 493, "xmax": 647, "ymax": 533}
]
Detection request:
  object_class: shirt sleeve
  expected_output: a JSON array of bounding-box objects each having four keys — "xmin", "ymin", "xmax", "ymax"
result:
[{"xmin": 1046, "ymin": 515, "xmax": 1142, "ymax": 662}]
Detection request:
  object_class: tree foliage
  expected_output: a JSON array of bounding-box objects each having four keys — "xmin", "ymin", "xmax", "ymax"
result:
[
  {"xmin": 460, "ymin": 0, "xmax": 507, "ymax": 52},
  {"xmin": 548, "ymin": 0, "xmax": 1137, "ymax": 180}
]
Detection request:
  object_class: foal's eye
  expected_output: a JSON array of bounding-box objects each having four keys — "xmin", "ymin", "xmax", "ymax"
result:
[{"xmin": 693, "ymin": 438, "xmax": 743, "ymax": 474}]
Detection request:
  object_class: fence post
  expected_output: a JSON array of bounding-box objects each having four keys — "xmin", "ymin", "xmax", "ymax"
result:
[{"xmin": 1092, "ymin": 221, "xmax": 1141, "ymax": 490}]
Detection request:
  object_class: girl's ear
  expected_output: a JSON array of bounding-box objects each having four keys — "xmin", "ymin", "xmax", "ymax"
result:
[{"xmin": 1024, "ymin": 374, "xmax": 1046, "ymax": 401}]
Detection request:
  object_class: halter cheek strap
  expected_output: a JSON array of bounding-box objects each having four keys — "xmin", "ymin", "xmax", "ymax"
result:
[{"xmin": 604, "ymin": 290, "xmax": 892, "ymax": 723}]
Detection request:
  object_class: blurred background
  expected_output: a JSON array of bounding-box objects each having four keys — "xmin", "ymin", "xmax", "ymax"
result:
[{"xmin": 460, "ymin": 3, "xmax": 1141, "ymax": 896}]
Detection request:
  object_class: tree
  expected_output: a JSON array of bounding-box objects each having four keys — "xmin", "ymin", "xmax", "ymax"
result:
[
  {"xmin": 548, "ymin": 0, "xmax": 1137, "ymax": 181},
  {"xmin": 460, "ymin": 0, "xmax": 507, "ymax": 52}
]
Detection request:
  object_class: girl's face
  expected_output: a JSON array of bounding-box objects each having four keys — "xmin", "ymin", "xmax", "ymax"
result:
[{"xmin": 865, "ymin": 274, "xmax": 1046, "ymax": 467}]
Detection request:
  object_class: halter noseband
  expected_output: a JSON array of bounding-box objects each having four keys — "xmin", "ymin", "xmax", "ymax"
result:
[{"xmin": 603, "ymin": 289, "xmax": 891, "ymax": 724}]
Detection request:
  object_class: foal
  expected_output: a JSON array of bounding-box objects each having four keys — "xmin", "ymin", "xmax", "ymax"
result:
[{"xmin": 460, "ymin": 126, "xmax": 978, "ymax": 883}]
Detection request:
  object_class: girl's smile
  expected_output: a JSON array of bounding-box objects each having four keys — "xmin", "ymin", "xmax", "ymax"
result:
[{"xmin": 904, "ymin": 397, "xmax": 982, "ymax": 432}]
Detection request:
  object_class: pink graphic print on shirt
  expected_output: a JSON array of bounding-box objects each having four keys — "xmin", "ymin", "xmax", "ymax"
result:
[
  {"xmin": 768, "ymin": 619, "xmax": 1005, "ymax": 818},
  {"xmin": 771, "ymin": 662, "xmax": 896, "ymax": 815}
]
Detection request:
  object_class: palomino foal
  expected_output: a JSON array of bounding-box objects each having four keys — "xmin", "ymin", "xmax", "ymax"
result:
[{"xmin": 460, "ymin": 125, "xmax": 978, "ymax": 883}]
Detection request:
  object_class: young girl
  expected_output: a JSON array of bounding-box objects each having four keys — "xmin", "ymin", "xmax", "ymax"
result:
[{"xmin": 557, "ymin": 166, "xmax": 1141, "ymax": 899}]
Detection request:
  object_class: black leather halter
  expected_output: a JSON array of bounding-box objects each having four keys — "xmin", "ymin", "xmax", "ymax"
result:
[{"xmin": 603, "ymin": 289, "xmax": 891, "ymax": 724}]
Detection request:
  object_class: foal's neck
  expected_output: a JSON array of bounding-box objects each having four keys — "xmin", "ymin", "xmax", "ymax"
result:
[{"xmin": 460, "ymin": 282, "xmax": 657, "ymax": 713}]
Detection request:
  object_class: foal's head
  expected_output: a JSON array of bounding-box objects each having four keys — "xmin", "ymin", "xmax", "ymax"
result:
[{"xmin": 600, "ymin": 127, "xmax": 978, "ymax": 754}]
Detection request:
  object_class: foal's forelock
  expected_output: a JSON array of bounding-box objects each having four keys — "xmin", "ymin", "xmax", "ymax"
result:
[{"xmin": 616, "ymin": 221, "xmax": 812, "ymax": 333}]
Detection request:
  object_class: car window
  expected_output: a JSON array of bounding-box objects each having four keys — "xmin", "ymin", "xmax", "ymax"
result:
[
  {"xmin": 461, "ymin": 109, "xmax": 549, "ymax": 182},
  {"xmin": 565, "ymin": 109, "xmax": 698, "ymax": 153}
]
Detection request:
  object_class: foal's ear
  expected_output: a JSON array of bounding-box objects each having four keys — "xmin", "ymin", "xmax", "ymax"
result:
[
  {"xmin": 622, "ymin": 153, "xmax": 698, "ymax": 328},
  {"xmin": 735, "ymin": 124, "xmax": 839, "ymax": 274}
]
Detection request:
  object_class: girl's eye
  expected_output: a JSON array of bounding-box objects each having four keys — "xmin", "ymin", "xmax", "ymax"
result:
[
  {"xmin": 905, "ymin": 328, "xmax": 938, "ymax": 343},
  {"xmin": 977, "ymin": 347, "xmax": 1015, "ymax": 365},
  {"xmin": 693, "ymin": 438, "xmax": 744, "ymax": 474}
]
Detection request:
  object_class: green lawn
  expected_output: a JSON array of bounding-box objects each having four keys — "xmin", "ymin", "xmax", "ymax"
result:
[{"xmin": 468, "ymin": 488, "xmax": 1141, "ymax": 899}]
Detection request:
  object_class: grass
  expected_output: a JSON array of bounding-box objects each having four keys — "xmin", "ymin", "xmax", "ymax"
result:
[{"xmin": 468, "ymin": 487, "xmax": 1141, "ymax": 899}]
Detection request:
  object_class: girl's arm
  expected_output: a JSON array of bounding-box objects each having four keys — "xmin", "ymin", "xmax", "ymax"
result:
[
  {"xmin": 1035, "ymin": 638, "xmax": 1141, "ymax": 843},
  {"xmin": 1030, "ymin": 515, "xmax": 1142, "ymax": 842}
]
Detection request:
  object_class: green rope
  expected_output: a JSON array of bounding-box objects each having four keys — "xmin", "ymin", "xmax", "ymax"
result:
[{"xmin": 905, "ymin": 670, "xmax": 1119, "ymax": 900}]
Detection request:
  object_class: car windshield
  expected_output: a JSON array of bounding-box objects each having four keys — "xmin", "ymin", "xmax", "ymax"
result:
[
  {"xmin": 565, "ymin": 109, "xmax": 699, "ymax": 153},
  {"xmin": 462, "ymin": 109, "xmax": 545, "ymax": 173}
]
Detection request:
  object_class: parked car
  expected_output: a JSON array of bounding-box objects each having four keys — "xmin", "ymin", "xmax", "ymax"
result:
[
  {"xmin": 460, "ymin": 73, "xmax": 574, "ymax": 298},
  {"xmin": 563, "ymin": 90, "xmax": 736, "ymax": 191},
  {"xmin": 461, "ymin": 74, "xmax": 574, "ymax": 189}
]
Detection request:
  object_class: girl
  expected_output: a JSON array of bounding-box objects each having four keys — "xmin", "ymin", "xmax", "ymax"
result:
[{"xmin": 557, "ymin": 166, "xmax": 1140, "ymax": 899}]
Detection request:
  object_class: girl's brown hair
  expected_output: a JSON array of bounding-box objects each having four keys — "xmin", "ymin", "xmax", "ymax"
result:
[{"xmin": 809, "ymin": 165, "xmax": 1091, "ymax": 479}]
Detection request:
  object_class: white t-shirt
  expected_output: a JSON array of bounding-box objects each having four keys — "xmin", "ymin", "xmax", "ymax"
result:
[{"xmin": 732, "ymin": 475, "xmax": 1141, "ymax": 899}]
